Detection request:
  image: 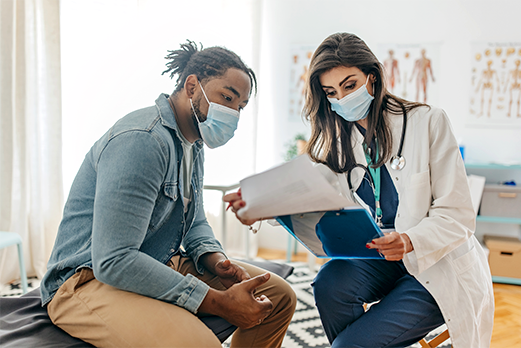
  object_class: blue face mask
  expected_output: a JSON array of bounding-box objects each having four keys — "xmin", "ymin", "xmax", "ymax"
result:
[
  {"xmin": 327, "ymin": 76, "xmax": 374, "ymax": 122},
  {"xmin": 191, "ymin": 81, "xmax": 240, "ymax": 149}
]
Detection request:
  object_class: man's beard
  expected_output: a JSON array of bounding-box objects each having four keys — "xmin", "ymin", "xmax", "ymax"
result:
[{"xmin": 190, "ymin": 95, "xmax": 207, "ymax": 135}]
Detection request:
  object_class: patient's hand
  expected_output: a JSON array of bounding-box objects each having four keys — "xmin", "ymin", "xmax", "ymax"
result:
[
  {"xmin": 214, "ymin": 259, "xmax": 250, "ymax": 288},
  {"xmin": 199, "ymin": 273, "xmax": 273, "ymax": 329},
  {"xmin": 223, "ymin": 189, "xmax": 259, "ymax": 226}
]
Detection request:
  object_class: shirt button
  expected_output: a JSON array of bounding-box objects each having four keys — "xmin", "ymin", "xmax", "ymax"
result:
[
  {"xmin": 426, "ymin": 281, "xmax": 430, "ymax": 284},
  {"xmin": 395, "ymin": 177, "xmax": 399, "ymax": 181}
]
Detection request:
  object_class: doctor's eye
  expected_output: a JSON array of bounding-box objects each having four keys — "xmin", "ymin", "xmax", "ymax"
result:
[
  {"xmin": 222, "ymin": 94, "xmax": 233, "ymax": 102},
  {"xmin": 325, "ymin": 90, "xmax": 336, "ymax": 97},
  {"xmin": 344, "ymin": 82, "xmax": 356, "ymax": 90}
]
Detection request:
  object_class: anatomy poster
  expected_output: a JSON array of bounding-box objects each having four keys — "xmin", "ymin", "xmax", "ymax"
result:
[
  {"xmin": 469, "ymin": 42, "xmax": 521, "ymax": 126},
  {"xmin": 289, "ymin": 45, "xmax": 315, "ymax": 121},
  {"xmin": 377, "ymin": 43, "xmax": 440, "ymax": 106}
]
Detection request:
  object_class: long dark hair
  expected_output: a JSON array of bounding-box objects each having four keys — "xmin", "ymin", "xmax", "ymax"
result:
[
  {"xmin": 304, "ymin": 33, "xmax": 425, "ymax": 173},
  {"xmin": 162, "ymin": 40, "xmax": 257, "ymax": 95}
]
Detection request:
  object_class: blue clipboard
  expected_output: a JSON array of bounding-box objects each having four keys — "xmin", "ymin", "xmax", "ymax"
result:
[{"xmin": 275, "ymin": 208, "xmax": 385, "ymax": 259}]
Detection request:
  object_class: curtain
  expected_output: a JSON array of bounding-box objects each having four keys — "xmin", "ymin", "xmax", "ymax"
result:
[{"xmin": 0, "ymin": 0, "xmax": 63, "ymax": 285}]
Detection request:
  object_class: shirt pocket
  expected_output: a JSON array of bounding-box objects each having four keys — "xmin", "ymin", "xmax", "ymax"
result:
[
  {"xmin": 148, "ymin": 182, "xmax": 179, "ymax": 231},
  {"xmin": 405, "ymin": 170, "xmax": 432, "ymax": 219}
]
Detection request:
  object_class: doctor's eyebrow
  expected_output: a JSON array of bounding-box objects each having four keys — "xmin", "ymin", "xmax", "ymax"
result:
[{"xmin": 321, "ymin": 74, "xmax": 356, "ymax": 89}]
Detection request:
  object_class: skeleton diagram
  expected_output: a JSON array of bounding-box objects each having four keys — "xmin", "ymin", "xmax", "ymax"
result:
[
  {"xmin": 504, "ymin": 59, "xmax": 521, "ymax": 117},
  {"xmin": 409, "ymin": 49, "xmax": 435, "ymax": 103},
  {"xmin": 475, "ymin": 60, "xmax": 500, "ymax": 117},
  {"xmin": 383, "ymin": 50, "xmax": 400, "ymax": 93}
]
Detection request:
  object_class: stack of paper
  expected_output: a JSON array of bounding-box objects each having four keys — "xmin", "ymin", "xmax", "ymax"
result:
[{"xmin": 237, "ymin": 155, "xmax": 355, "ymax": 221}]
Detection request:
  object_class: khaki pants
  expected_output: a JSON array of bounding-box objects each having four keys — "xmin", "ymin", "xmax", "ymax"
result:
[{"xmin": 47, "ymin": 256, "xmax": 296, "ymax": 348}]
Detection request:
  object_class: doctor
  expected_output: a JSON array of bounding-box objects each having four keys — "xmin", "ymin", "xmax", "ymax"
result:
[{"xmin": 226, "ymin": 32, "xmax": 494, "ymax": 348}]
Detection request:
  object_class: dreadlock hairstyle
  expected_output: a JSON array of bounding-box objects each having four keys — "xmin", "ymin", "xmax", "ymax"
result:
[
  {"xmin": 162, "ymin": 40, "xmax": 257, "ymax": 95},
  {"xmin": 304, "ymin": 33, "xmax": 426, "ymax": 173}
]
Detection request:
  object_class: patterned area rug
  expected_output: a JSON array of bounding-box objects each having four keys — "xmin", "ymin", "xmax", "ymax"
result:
[
  {"xmin": 280, "ymin": 261, "xmax": 451, "ymax": 348},
  {"xmin": 1, "ymin": 262, "xmax": 451, "ymax": 348}
]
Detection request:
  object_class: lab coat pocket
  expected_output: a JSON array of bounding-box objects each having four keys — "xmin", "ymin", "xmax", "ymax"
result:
[
  {"xmin": 453, "ymin": 245, "xmax": 478, "ymax": 275},
  {"xmin": 452, "ymin": 246, "xmax": 488, "ymax": 315},
  {"xmin": 406, "ymin": 171, "xmax": 431, "ymax": 219}
]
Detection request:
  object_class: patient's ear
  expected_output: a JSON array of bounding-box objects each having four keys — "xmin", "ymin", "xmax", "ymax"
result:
[{"xmin": 184, "ymin": 74, "xmax": 198, "ymax": 99}]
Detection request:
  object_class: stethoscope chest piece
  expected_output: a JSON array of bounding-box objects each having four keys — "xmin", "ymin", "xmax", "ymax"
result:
[{"xmin": 390, "ymin": 155, "xmax": 406, "ymax": 171}]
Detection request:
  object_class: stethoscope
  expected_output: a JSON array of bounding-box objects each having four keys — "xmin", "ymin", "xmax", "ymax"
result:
[{"xmin": 346, "ymin": 105, "xmax": 407, "ymax": 226}]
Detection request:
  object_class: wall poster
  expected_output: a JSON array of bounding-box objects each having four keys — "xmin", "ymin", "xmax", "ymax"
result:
[
  {"xmin": 377, "ymin": 43, "xmax": 441, "ymax": 106},
  {"xmin": 469, "ymin": 42, "xmax": 521, "ymax": 126},
  {"xmin": 288, "ymin": 45, "xmax": 315, "ymax": 122}
]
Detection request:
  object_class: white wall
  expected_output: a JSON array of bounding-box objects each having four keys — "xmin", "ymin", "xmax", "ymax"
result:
[
  {"xmin": 255, "ymin": 0, "xmax": 521, "ymax": 250},
  {"xmin": 60, "ymin": 0, "xmax": 261, "ymax": 257},
  {"xmin": 60, "ymin": 0, "xmax": 521, "ymax": 253}
]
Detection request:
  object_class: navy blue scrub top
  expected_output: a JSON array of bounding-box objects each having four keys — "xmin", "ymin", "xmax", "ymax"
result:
[{"xmin": 354, "ymin": 124, "xmax": 399, "ymax": 229}]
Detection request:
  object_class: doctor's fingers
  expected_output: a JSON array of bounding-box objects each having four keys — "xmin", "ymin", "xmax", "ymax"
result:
[
  {"xmin": 380, "ymin": 251, "xmax": 405, "ymax": 261},
  {"xmin": 223, "ymin": 191, "xmax": 242, "ymax": 204},
  {"xmin": 371, "ymin": 232, "xmax": 401, "ymax": 246}
]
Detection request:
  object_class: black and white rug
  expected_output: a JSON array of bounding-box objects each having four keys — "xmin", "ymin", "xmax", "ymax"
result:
[
  {"xmin": 1, "ymin": 262, "xmax": 450, "ymax": 348},
  {"xmin": 280, "ymin": 261, "xmax": 451, "ymax": 348}
]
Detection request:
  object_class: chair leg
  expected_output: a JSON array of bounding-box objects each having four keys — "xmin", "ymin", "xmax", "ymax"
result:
[
  {"xmin": 16, "ymin": 242, "xmax": 28, "ymax": 294},
  {"xmin": 418, "ymin": 329, "xmax": 450, "ymax": 348}
]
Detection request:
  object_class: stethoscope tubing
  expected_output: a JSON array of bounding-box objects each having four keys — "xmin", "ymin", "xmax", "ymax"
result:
[{"xmin": 347, "ymin": 105, "xmax": 408, "ymax": 191}]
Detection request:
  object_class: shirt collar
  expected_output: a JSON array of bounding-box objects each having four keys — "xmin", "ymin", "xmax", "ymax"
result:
[{"xmin": 155, "ymin": 93, "xmax": 204, "ymax": 149}]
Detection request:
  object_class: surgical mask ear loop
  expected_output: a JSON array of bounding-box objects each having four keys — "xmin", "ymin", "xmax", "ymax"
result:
[
  {"xmin": 190, "ymin": 81, "xmax": 210, "ymax": 125},
  {"xmin": 198, "ymin": 81, "xmax": 211, "ymax": 105}
]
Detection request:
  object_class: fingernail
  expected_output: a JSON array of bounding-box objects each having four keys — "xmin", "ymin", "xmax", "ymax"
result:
[
  {"xmin": 371, "ymin": 241, "xmax": 376, "ymax": 244},
  {"xmin": 238, "ymin": 191, "xmax": 242, "ymax": 197},
  {"xmin": 365, "ymin": 244, "xmax": 370, "ymax": 249},
  {"xmin": 240, "ymin": 202, "xmax": 246, "ymax": 207}
]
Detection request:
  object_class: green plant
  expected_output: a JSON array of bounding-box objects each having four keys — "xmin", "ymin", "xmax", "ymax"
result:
[{"xmin": 284, "ymin": 133, "xmax": 307, "ymax": 162}]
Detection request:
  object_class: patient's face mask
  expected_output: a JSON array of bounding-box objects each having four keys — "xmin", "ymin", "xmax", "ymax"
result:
[
  {"xmin": 327, "ymin": 76, "xmax": 374, "ymax": 122},
  {"xmin": 191, "ymin": 81, "xmax": 240, "ymax": 149}
]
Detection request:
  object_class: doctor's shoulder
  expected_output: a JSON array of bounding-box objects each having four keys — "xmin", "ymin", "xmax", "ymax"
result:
[{"xmin": 406, "ymin": 105, "xmax": 455, "ymax": 134}]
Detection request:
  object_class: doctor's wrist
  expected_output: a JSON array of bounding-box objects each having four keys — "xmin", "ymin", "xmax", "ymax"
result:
[{"xmin": 401, "ymin": 233, "xmax": 414, "ymax": 253}]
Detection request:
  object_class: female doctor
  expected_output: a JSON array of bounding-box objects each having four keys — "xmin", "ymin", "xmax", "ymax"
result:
[{"xmin": 225, "ymin": 32, "xmax": 494, "ymax": 348}]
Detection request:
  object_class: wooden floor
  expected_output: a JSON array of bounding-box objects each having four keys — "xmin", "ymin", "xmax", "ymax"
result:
[{"xmin": 257, "ymin": 248, "xmax": 521, "ymax": 348}]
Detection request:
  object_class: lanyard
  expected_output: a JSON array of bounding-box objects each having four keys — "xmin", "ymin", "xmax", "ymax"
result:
[{"xmin": 363, "ymin": 140, "xmax": 383, "ymax": 227}]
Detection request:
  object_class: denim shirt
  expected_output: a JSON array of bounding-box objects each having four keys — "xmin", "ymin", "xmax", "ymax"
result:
[{"xmin": 41, "ymin": 94, "xmax": 225, "ymax": 313}]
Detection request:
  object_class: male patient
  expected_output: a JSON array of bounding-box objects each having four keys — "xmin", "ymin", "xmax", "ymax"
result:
[{"xmin": 40, "ymin": 41, "xmax": 296, "ymax": 348}]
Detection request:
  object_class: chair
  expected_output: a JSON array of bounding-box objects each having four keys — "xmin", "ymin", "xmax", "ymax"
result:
[
  {"xmin": 0, "ymin": 231, "xmax": 28, "ymax": 294},
  {"xmin": 363, "ymin": 303, "xmax": 451, "ymax": 347},
  {"xmin": 418, "ymin": 329, "xmax": 451, "ymax": 347}
]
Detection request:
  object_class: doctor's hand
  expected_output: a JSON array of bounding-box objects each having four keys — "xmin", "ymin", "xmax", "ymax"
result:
[
  {"xmin": 223, "ymin": 189, "xmax": 259, "ymax": 226},
  {"xmin": 199, "ymin": 273, "xmax": 274, "ymax": 330},
  {"xmin": 367, "ymin": 232, "xmax": 414, "ymax": 261}
]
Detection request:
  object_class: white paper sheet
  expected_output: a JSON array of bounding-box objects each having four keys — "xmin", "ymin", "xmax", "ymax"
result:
[
  {"xmin": 467, "ymin": 174, "xmax": 486, "ymax": 215},
  {"xmin": 237, "ymin": 155, "xmax": 355, "ymax": 220}
]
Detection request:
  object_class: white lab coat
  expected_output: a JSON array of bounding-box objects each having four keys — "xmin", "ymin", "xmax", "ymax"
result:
[{"xmin": 322, "ymin": 106, "xmax": 494, "ymax": 348}]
